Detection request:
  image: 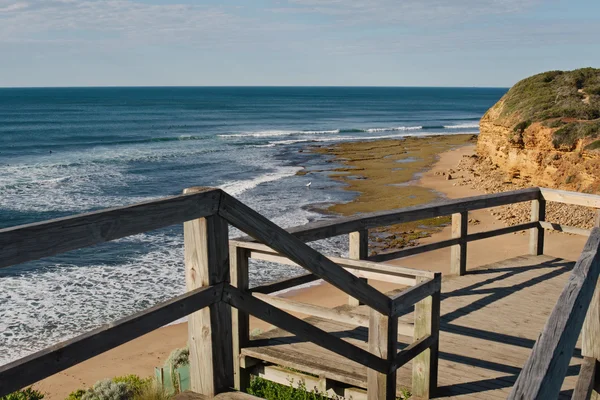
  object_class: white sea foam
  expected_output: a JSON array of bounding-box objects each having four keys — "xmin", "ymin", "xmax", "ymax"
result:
[
  {"xmin": 365, "ymin": 126, "xmax": 422, "ymax": 133},
  {"xmin": 0, "ymin": 141, "xmax": 224, "ymax": 212},
  {"xmin": 218, "ymin": 166, "xmax": 303, "ymax": 196},
  {"xmin": 266, "ymin": 132, "xmax": 421, "ymax": 146},
  {"xmin": 219, "ymin": 129, "xmax": 339, "ymax": 138},
  {"xmin": 0, "ymin": 233, "xmax": 185, "ymax": 365},
  {"xmin": 443, "ymin": 123, "xmax": 479, "ymax": 129},
  {"xmin": 0, "ymin": 162, "xmax": 156, "ymax": 212}
]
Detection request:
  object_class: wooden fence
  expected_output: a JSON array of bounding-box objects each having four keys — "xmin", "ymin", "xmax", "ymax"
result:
[
  {"xmin": 508, "ymin": 228, "xmax": 600, "ymax": 400},
  {"xmin": 1, "ymin": 187, "xmax": 599, "ymax": 399}
]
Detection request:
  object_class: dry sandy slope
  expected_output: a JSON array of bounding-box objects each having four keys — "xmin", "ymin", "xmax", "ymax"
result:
[{"xmin": 31, "ymin": 144, "xmax": 588, "ymax": 399}]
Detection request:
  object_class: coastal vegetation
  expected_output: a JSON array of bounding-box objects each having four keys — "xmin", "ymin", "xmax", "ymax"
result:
[
  {"xmin": 65, "ymin": 375, "xmax": 165, "ymax": 400},
  {"xmin": 496, "ymin": 67, "xmax": 600, "ymax": 149},
  {"xmin": 0, "ymin": 389, "xmax": 44, "ymax": 400},
  {"xmin": 477, "ymin": 68, "xmax": 600, "ymax": 193}
]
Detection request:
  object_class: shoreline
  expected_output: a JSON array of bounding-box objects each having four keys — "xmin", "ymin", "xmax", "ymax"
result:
[
  {"xmin": 31, "ymin": 138, "xmax": 589, "ymax": 399},
  {"xmin": 303, "ymin": 134, "xmax": 477, "ymax": 255}
]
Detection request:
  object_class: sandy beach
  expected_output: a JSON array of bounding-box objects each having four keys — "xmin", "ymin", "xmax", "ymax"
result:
[{"xmin": 31, "ymin": 139, "xmax": 589, "ymax": 399}]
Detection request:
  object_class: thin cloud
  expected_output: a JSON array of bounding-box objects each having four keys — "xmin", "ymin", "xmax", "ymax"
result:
[
  {"xmin": 323, "ymin": 20, "xmax": 600, "ymax": 56},
  {"xmin": 273, "ymin": 0, "xmax": 541, "ymax": 24},
  {"xmin": 0, "ymin": 2, "xmax": 28, "ymax": 13},
  {"xmin": 0, "ymin": 0, "xmax": 249, "ymax": 44}
]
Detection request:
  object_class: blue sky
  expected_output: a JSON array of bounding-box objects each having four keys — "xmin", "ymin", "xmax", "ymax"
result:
[{"xmin": 1, "ymin": 0, "xmax": 599, "ymax": 87}]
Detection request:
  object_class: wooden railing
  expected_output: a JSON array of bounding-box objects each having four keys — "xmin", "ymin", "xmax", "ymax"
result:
[
  {"xmin": 229, "ymin": 238, "xmax": 441, "ymax": 397},
  {"xmin": 1, "ymin": 186, "xmax": 599, "ymax": 400},
  {"xmin": 508, "ymin": 227, "xmax": 600, "ymax": 400},
  {"xmin": 0, "ymin": 187, "xmax": 439, "ymax": 400},
  {"xmin": 234, "ymin": 187, "xmax": 600, "ymax": 282}
]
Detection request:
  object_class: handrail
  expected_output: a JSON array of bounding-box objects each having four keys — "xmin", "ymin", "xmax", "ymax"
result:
[
  {"xmin": 540, "ymin": 188, "xmax": 600, "ymax": 208},
  {"xmin": 508, "ymin": 228, "xmax": 600, "ymax": 400},
  {"xmin": 0, "ymin": 187, "xmax": 442, "ymax": 399},
  {"xmin": 0, "ymin": 188, "xmax": 222, "ymax": 269},
  {"xmin": 2, "ymin": 186, "xmax": 598, "ymax": 399},
  {"xmin": 234, "ymin": 187, "xmax": 541, "ymax": 243},
  {"xmin": 232, "ymin": 187, "xmax": 600, "ymax": 287}
]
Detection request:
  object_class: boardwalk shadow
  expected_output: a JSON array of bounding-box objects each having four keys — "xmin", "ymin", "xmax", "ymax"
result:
[
  {"xmin": 248, "ymin": 256, "xmax": 581, "ymax": 398},
  {"xmin": 440, "ymin": 257, "xmax": 575, "ymax": 347},
  {"xmin": 433, "ymin": 257, "xmax": 580, "ymax": 397}
]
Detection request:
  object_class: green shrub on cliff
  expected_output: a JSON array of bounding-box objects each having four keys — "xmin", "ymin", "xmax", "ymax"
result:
[
  {"xmin": 496, "ymin": 67, "xmax": 600, "ymax": 148},
  {"xmin": 553, "ymin": 121, "xmax": 600, "ymax": 149},
  {"xmin": 586, "ymin": 140, "xmax": 600, "ymax": 150}
]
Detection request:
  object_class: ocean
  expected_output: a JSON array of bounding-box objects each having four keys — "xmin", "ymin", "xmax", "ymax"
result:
[{"xmin": 0, "ymin": 86, "xmax": 506, "ymax": 364}]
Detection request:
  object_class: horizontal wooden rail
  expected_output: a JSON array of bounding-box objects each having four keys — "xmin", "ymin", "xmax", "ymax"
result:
[
  {"xmin": 391, "ymin": 274, "xmax": 441, "ymax": 317},
  {"xmin": 0, "ymin": 284, "xmax": 223, "ymax": 397},
  {"xmin": 246, "ymin": 249, "xmax": 421, "ymax": 287},
  {"xmin": 540, "ymin": 188, "xmax": 600, "ymax": 208},
  {"xmin": 222, "ymin": 284, "xmax": 389, "ymax": 374},
  {"xmin": 253, "ymin": 292, "xmax": 415, "ymax": 337},
  {"xmin": 368, "ymin": 221, "xmax": 537, "ymax": 263},
  {"xmin": 232, "ymin": 240, "xmax": 433, "ymax": 279},
  {"xmin": 465, "ymin": 221, "xmax": 538, "ymax": 242},
  {"xmin": 389, "ymin": 334, "xmax": 437, "ymax": 373},
  {"xmin": 0, "ymin": 188, "xmax": 221, "ymax": 269},
  {"xmin": 368, "ymin": 238, "xmax": 460, "ymax": 263},
  {"xmin": 251, "ymin": 273, "xmax": 319, "ymax": 294},
  {"xmin": 539, "ymin": 221, "xmax": 592, "ymax": 237},
  {"xmin": 509, "ymin": 228, "xmax": 600, "ymax": 399},
  {"xmin": 235, "ymin": 188, "xmax": 541, "ymax": 244}
]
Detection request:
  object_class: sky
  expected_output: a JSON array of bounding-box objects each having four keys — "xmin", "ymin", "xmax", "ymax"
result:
[{"xmin": 0, "ymin": 0, "xmax": 599, "ymax": 87}]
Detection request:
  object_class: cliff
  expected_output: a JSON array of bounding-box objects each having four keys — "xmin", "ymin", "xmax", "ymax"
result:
[{"xmin": 476, "ymin": 68, "xmax": 600, "ymax": 193}]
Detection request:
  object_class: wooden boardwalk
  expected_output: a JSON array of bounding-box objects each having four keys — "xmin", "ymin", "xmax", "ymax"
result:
[{"xmin": 242, "ymin": 255, "xmax": 582, "ymax": 399}]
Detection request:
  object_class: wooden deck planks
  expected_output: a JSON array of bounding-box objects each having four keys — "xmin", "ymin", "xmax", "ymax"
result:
[{"xmin": 241, "ymin": 255, "xmax": 581, "ymax": 399}]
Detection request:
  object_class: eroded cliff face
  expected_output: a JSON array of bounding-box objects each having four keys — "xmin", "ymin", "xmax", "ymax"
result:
[{"xmin": 477, "ymin": 97, "xmax": 600, "ymax": 193}]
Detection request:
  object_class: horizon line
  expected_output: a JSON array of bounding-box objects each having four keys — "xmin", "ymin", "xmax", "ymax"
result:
[{"xmin": 0, "ymin": 84, "xmax": 509, "ymax": 90}]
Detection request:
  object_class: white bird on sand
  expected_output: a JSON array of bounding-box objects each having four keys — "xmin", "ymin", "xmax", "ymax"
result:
[{"xmin": 306, "ymin": 182, "xmax": 312, "ymax": 188}]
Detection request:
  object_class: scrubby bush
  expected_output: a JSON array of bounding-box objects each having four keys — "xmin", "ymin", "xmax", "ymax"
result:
[
  {"xmin": 164, "ymin": 348, "xmax": 189, "ymax": 370},
  {"xmin": 585, "ymin": 140, "xmax": 600, "ymax": 151},
  {"xmin": 543, "ymin": 119, "xmax": 567, "ymax": 128},
  {"xmin": 132, "ymin": 383, "xmax": 171, "ymax": 400},
  {"xmin": 81, "ymin": 380, "xmax": 134, "ymax": 400},
  {"xmin": 247, "ymin": 377, "xmax": 330, "ymax": 400},
  {"xmin": 588, "ymin": 85, "xmax": 600, "ymax": 96},
  {"xmin": 553, "ymin": 121, "xmax": 600, "ymax": 149},
  {"xmin": 0, "ymin": 388, "xmax": 44, "ymax": 400},
  {"xmin": 513, "ymin": 120, "xmax": 531, "ymax": 133},
  {"xmin": 247, "ymin": 377, "xmax": 411, "ymax": 400},
  {"xmin": 112, "ymin": 375, "xmax": 151, "ymax": 396},
  {"xmin": 66, "ymin": 389, "xmax": 86, "ymax": 400},
  {"xmin": 71, "ymin": 375, "xmax": 153, "ymax": 400}
]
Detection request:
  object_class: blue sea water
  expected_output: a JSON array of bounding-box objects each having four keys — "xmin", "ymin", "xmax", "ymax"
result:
[{"xmin": 0, "ymin": 86, "xmax": 505, "ymax": 363}]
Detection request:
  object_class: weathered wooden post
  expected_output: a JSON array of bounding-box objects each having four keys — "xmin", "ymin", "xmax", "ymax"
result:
[
  {"xmin": 581, "ymin": 212, "xmax": 600, "ymax": 399},
  {"xmin": 230, "ymin": 244, "xmax": 251, "ymax": 392},
  {"xmin": 348, "ymin": 229, "xmax": 369, "ymax": 306},
  {"xmin": 412, "ymin": 274, "xmax": 441, "ymax": 399},
  {"xmin": 529, "ymin": 197, "xmax": 546, "ymax": 256},
  {"xmin": 450, "ymin": 211, "xmax": 468, "ymax": 275},
  {"xmin": 183, "ymin": 187, "xmax": 233, "ymax": 396},
  {"xmin": 367, "ymin": 309, "xmax": 398, "ymax": 400}
]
